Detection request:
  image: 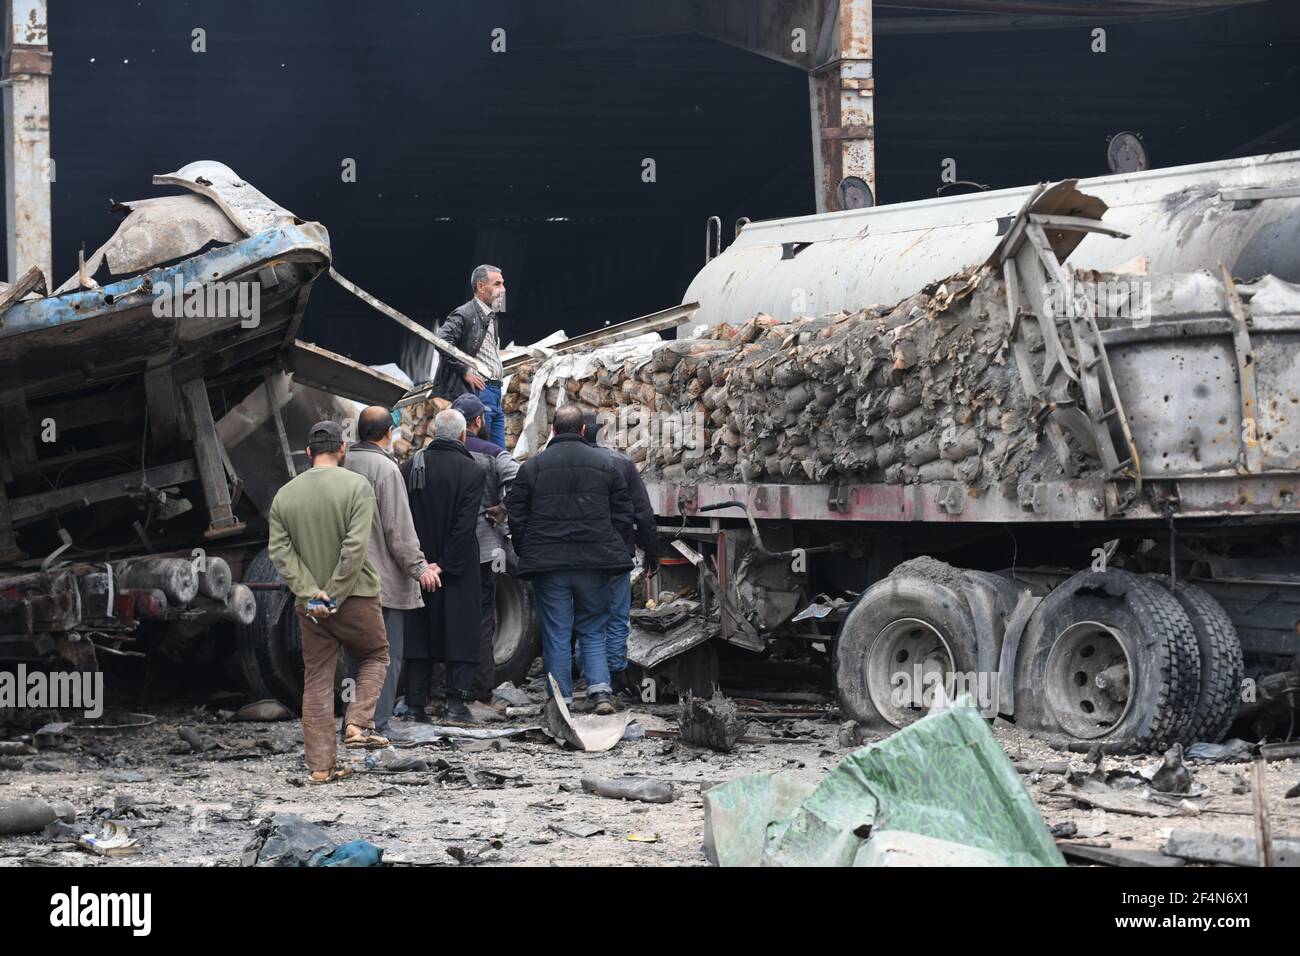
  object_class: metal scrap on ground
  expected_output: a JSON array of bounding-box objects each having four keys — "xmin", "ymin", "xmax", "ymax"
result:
[{"xmin": 703, "ymin": 702, "xmax": 1065, "ymax": 867}]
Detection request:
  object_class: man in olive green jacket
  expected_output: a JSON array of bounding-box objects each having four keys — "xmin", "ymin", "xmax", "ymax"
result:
[{"xmin": 268, "ymin": 420, "xmax": 390, "ymax": 782}]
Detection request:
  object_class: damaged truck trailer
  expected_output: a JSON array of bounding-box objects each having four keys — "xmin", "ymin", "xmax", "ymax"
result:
[
  {"xmin": 0, "ymin": 162, "xmax": 407, "ymax": 705},
  {"xmin": 498, "ymin": 150, "xmax": 1300, "ymax": 753}
]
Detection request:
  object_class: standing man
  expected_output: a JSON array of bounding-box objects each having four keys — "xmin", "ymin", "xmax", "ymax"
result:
[
  {"xmin": 432, "ymin": 264, "xmax": 508, "ymax": 448},
  {"xmin": 506, "ymin": 404, "xmax": 633, "ymax": 714},
  {"xmin": 452, "ymin": 393, "xmax": 520, "ymax": 701},
  {"xmin": 582, "ymin": 411, "xmax": 658, "ymax": 701},
  {"xmin": 405, "ymin": 409, "xmax": 486, "ymax": 725},
  {"xmin": 343, "ymin": 405, "xmax": 442, "ymax": 733},
  {"xmin": 268, "ymin": 421, "xmax": 390, "ymax": 784}
]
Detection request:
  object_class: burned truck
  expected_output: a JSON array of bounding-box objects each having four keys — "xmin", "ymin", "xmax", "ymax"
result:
[
  {"xmin": 499, "ymin": 151, "xmax": 1300, "ymax": 751},
  {"xmin": 0, "ymin": 162, "xmax": 405, "ymax": 702}
]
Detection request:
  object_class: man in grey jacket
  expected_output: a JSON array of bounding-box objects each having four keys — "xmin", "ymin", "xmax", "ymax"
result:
[
  {"xmin": 452, "ymin": 393, "xmax": 520, "ymax": 699},
  {"xmin": 344, "ymin": 405, "xmax": 441, "ymax": 730}
]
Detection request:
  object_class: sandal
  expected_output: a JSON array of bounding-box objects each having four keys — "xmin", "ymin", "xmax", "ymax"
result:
[
  {"xmin": 308, "ymin": 767, "xmax": 354, "ymax": 785},
  {"xmin": 344, "ymin": 725, "xmax": 390, "ymax": 750}
]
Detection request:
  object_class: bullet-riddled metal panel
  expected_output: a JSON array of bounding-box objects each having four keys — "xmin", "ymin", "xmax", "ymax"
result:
[
  {"xmin": 1099, "ymin": 275, "xmax": 1300, "ymax": 479},
  {"xmin": 1102, "ymin": 319, "xmax": 1244, "ymax": 477}
]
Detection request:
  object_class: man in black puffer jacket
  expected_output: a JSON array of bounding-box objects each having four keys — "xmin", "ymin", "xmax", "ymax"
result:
[
  {"xmin": 506, "ymin": 404, "xmax": 633, "ymax": 712},
  {"xmin": 582, "ymin": 411, "xmax": 658, "ymax": 702}
]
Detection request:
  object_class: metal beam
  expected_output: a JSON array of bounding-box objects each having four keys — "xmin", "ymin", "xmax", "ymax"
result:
[
  {"xmin": 2, "ymin": 0, "xmax": 51, "ymax": 285},
  {"xmin": 327, "ymin": 266, "xmax": 491, "ymax": 380},
  {"xmin": 9, "ymin": 460, "xmax": 199, "ymax": 524},
  {"xmin": 502, "ymin": 301, "xmax": 700, "ymax": 371}
]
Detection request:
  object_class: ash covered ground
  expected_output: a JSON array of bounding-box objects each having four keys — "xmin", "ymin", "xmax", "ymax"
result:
[{"xmin": 2, "ymin": 683, "xmax": 1296, "ymax": 867}]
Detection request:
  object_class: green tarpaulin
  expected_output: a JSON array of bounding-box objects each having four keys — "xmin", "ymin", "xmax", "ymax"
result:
[{"xmin": 703, "ymin": 701, "xmax": 1065, "ymax": 867}]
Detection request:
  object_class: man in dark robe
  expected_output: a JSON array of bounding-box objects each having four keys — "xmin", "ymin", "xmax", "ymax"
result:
[{"xmin": 404, "ymin": 408, "xmax": 486, "ymax": 724}]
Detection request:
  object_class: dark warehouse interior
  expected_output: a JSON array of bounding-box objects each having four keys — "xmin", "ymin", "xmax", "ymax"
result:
[{"xmin": 7, "ymin": 0, "xmax": 1300, "ymax": 367}]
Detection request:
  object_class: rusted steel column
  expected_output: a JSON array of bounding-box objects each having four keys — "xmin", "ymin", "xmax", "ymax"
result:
[
  {"xmin": 811, "ymin": 0, "xmax": 875, "ymax": 212},
  {"xmin": 2, "ymin": 0, "xmax": 52, "ymax": 285}
]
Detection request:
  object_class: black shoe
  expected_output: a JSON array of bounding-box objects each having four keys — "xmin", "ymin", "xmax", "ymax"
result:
[
  {"xmin": 444, "ymin": 697, "xmax": 477, "ymax": 724},
  {"xmin": 612, "ymin": 670, "xmax": 641, "ymax": 702},
  {"xmin": 407, "ymin": 707, "xmax": 432, "ymax": 724},
  {"xmin": 590, "ymin": 691, "xmax": 616, "ymax": 716}
]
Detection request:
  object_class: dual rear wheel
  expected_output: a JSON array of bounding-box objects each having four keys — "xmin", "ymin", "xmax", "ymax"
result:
[{"xmin": 835, "ymin": 560, "xmax": 1243, "ymax": 751}]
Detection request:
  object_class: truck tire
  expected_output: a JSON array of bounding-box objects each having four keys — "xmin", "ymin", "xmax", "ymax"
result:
[
  {"xmin": 1148, "ymin": 576, "xmax": 1244, "ymax": 744},
  {"xmin": 238, "ymin": 549, "xmax": 305, "ymax": 711},
  {"xmin": 1013, "ymin": 569, "xmax": 1200, "ymax": 751},
  {"xmin": 835, "ymin": 566, "xmax": 983, "ymax": 730},
  {"xmin": 493, "ymin": 571, "xmax": 539, "ymax": 689}
]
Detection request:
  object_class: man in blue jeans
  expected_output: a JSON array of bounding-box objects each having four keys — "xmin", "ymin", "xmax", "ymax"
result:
[
  {"xmin": 430, "ymin": 264, "xmax": 509, "ymax": 448},
  {"xmin": 505, "ymin": 404, "xmax": 633, "ymax": 713},
  {"xmin": 581, "ymin": 411, "xmax": 658, "ymax": 701}
]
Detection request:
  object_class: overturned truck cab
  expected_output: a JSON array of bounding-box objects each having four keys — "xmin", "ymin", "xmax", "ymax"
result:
[{"xmin": 0, "ymin": 162, "xmax": 405, "ymax": 690}]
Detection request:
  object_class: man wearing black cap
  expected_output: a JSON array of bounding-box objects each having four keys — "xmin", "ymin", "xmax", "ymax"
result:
[
  {"xmin": 451, "ymin": 393, "xmax": 520, "ymax": 699},
  {"xmin": 268, "ymin": 421, "xmax": 390, "ymax": 783}
]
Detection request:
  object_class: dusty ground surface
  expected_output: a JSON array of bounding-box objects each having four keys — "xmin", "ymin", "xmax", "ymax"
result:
[{"xmin": 2, "ymin": 689, "xmax": 1298, "ymax": 868}]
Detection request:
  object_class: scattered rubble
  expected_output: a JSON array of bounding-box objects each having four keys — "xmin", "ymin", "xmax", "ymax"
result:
[
  {"xmin": 580, "ymin": 777, "xmax": 675, "ymax": 804},
  {"xmin": 541, "ymin": 675, "xmax": 630, "ymax": 752},
  {"xmin": 0, "ymin": 797, "xmax": 76, "ymax": 836},
  {"xmin": 2, "ymin": 683, "xmax": 1296, "ymax": 867},
  {"xmin": 233, "ymin": 700, "xmax": 293, "ymax": 722},
  {"xmin": 678, "ymin": 692, "xmax": 747, "ymax": 752},
  {"xmin": 704, "ymin": 703, "xmax": 1064, "ymax": 867}
]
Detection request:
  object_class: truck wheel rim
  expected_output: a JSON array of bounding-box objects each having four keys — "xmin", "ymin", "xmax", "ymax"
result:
[
  {"xmin": 1045, "ymin": 620, "xmax": 1135, "ymax": 739},
  {"xmin": 494, "ymin": 573, "xmax": 523, "ymax": 666},
  {"xmin": 866, "ymin": 617, "xmax": 955, "ymax": 728}
]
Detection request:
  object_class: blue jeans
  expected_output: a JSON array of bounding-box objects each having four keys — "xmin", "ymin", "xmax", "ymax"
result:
[
  {"xmin": 477, "ymin": 382, "xmax": 506, "ymax": 449},
  {"xmin": 533, "ymin": 569, "xmax": 612, "ymax": 702},
  {"xmin": 604, "ymin": 571, "xmax": 631, "ymax": 674}
]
